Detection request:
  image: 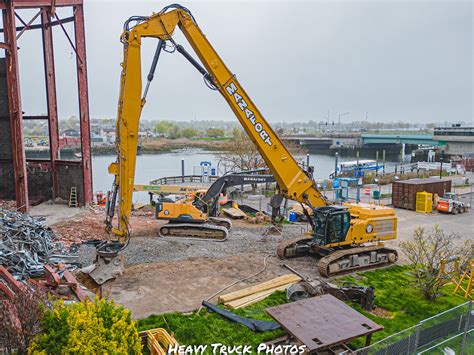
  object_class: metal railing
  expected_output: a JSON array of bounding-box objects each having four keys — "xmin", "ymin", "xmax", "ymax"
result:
[
  {"xmin": 352, "ymin": 301, "xmax": 473, "ymax": 355},
  {"xmin": 149, "ymin": 175, "xmax": 220, "ymax": 185}
]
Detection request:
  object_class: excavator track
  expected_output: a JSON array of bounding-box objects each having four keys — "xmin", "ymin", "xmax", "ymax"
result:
[
  {"xmin": 277, "ymin": 235, "xmax": 313, "ymax": 259},
  {"xmin": 159, "ymin": 223, "xmax": 229, "ymax": 241},
  {"xmin": 208, "ymin": 217, "xmax": 232, "ymax": 230},
  {"xmin": 317, "ymin": 245, "xmax": 398, "ymax": 277}
]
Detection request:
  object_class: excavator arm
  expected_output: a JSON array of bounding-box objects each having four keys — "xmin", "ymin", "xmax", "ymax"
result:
[
  {"xmin": 107, "ymin": 5, "xmax": 328, "ymax": 244},
  {"xmin": 195, "ymin": 172, "xmax": 275, "ymax": 217},
  {"xmin": 87, "ymin": 4, "xmax": 397, "ymax": 285}
]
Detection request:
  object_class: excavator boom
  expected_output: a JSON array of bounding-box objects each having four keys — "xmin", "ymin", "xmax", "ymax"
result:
[
  {"xmin": 87, "ymin": 4, "xmax": 397, "ymax": 285},
  {"xmin": 107, "ymin": 5, "xmax": 327, "ymax": 245}
]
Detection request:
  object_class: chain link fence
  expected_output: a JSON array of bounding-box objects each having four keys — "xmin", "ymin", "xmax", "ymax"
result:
[{"xmin": 351, "ymin": 301, "xmax": 473, "ymax": 355}]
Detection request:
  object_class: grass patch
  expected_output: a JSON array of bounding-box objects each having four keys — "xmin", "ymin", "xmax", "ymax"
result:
[
  {"xmin": 137, "ymin": 292, "xmax": 287, "ymax": 350},
  {"xmin": 137, "ymin": 265, "xmax": 467, "ymax": 351},
  {"xmin": 338, "ymin": 265, "xmax": 467, "ymax": 347}
]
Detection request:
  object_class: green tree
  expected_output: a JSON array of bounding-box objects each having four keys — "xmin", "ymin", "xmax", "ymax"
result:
[
  {"xmin": 153, "ymin": 120, "xmax": 174, "ymax": 134},
  {"xmin": 153, "ymin": 120, "xmax": 182, "ymax": 139},
  {"xmin": 29, "ymin": 297, "xmax": 141, "ymax": 354},
  {"xmin": 181, "ymin": 127, "xmax": 198, "ymax": 139},
  {"xmin": 168, "ymin": 125, "xmax": 181, "ymax": 139},
  {"xmin": 206, "ymin": 127, "xmax": 225, "ymax": 138},
  {"xmin": 59, "ymin": 115, "xmax": 79, "ymax": 131}
]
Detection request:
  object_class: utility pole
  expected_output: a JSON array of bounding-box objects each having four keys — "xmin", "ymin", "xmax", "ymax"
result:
[
  {"xmin": 382, "ymin": 149, "xmax": 386, "ymax": 175},
  {"xmin": 338, "ymin": 112, "xmax": 349, "ymax": 129},
  {"xmin": 356, "ymin": 151, "xmax": 360, "ymax": 177},
  {"xmin": 375, "ymin": 151, "xmax": 379, "ymax": 177},
  {"xmin": 440, "ymin": 150, "xmax": 444, "ymax": 179},
  {"xmin": 181, "ymin": 159, "xmax": 185, "ymax": 182}
]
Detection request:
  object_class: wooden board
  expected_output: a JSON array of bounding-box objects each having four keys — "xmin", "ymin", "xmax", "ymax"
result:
[
  {"xmin": 218, "ymin": 274, "xmax": 301, "ymax": 303},
  {"xmin": 222, "ymin": 207, "xmax": 247, "ymax": 219},
  {"xmin": 226, "ymin": 282, "xmax": 295, "ymax": 309}
]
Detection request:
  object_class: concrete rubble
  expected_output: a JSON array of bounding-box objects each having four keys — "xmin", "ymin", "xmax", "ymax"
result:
[{"xmin": 0, "ymin": 208, "xmax": 79, "ymax": 279}]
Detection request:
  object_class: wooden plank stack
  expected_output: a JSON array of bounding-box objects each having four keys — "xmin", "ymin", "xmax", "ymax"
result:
[
  {"xmin": 222, "ymin": 207, "xmax": 247, "ymax": 219},
  {"xmin": 218, "ymin": 274, "xmax": 301, "ymax": 309}
]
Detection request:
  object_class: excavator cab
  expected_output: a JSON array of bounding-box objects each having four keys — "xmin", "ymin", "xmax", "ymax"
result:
[{"xmin": 312, "ymin": 206, "xmax": 351, "ymax": 246}]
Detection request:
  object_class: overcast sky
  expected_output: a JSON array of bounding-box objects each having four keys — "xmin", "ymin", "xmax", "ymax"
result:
[{"xmin": 9, "ymin": 0, "xmax": 473, "ymax": 123}]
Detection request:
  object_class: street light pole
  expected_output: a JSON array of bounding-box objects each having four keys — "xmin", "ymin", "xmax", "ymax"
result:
[
  {"xmin": 440, "ymin": 150, "xmax": 445, "ymax": 179},
  {"xmin": 334, "ymin": 152, "xmax": 339, "ymax": 178},
  {"xmin": 338, "ymin": 112, "xmax": 349, "ymax": 128}
]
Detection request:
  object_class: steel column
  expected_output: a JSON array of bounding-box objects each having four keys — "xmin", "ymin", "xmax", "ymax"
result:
[
  {"xmin": 3, "ymin": 5, "xmax": 29, "ymax": 212},
  {"xmin": 41, "ymin": 8, "xmax": 59, "ymax": 198},
  {"xmin": 73, "ymin": 4, "xmax": 92, "ymax": 205}
]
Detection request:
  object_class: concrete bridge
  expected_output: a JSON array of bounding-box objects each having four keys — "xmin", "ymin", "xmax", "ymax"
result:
[
  {"xmin": 360, "ymin": 134, "xmax": 444, "ymax": 146},
  {"xmin": 282, "ymin": 135, "xmax": 360, "ymax": 149},
  {"xmin": 283, "ymin": 129, "xmax": 473, "ymax": 156},
  {"xmin": 283, "ymin": 133, "xmax": 449, "ymax": 152}
]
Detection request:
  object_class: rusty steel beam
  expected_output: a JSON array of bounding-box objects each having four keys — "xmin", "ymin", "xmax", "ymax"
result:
[
  {"xmin": 74, "ymin": 4, "xmax": 92, "ymax": 205},
  {"xmin": 16, "ymin": 9, "xmax": 42, "ymax": 40},
  {"xmin": 0, "ymin": 0, "xmax": 83, "ymax": 10},
  {"xmin": 54, "ymin": 12, "xmax": 82, "ymax": 64},
  {"xmin": 0, "ymin": 16, "xmax": 74, "ymax": 33},
  {"xmin": 3, "ymin": 5, "xmax": 29, "ymax": 212},
  {"xmin": 41, "ymin": 8, "xmax": 59, "ymax": 199},
  {"xmin": 23, "ymin": 114, "xmax": 48, "ymax": 120}
]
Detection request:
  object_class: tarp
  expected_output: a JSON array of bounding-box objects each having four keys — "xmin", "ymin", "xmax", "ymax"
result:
[{"xmin": 202, "ymin": 301, "xmax": 281, "ymax": 332}]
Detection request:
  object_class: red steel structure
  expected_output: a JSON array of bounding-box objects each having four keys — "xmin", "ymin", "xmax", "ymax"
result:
[{"xmin": 0, "ymin": 0, "xmax": 92, "ymax": 211}]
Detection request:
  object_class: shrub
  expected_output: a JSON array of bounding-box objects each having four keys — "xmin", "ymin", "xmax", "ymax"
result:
[
  {"xmin": 29, "ymin": 297, "xmax": 141, "ymax": 354},
  {"xmin": 401, "ymin": 225, "xmax": 473, "ymax": 300}
]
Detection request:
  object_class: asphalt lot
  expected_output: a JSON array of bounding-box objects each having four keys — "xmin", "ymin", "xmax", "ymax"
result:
[{"xmin": 393, "ymin": 192, "xmax": 473, "ymax": 244}]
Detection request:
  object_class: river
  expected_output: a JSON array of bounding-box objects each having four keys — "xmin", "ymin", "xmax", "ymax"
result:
[{"xmin": 91, "ymin": 149, "xmax": 398, "ymax": 202}]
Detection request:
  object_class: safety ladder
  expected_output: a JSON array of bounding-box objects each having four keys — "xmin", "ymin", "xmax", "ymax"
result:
[
  {"xmin": 69, "ymin": 187, "xmax": 78, "ymax": 208},
  {"xmin": 453, "ymin": 259, "xmax": 473, "ymax": 299}
]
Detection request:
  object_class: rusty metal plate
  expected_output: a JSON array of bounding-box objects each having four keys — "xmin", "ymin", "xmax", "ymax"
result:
[{"xmin": 266, "ymin": 294, "xmax": 383, "ymax": 352}]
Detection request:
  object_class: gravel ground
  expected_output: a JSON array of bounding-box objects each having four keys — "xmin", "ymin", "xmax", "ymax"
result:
[{"xmin": 78, "ymin": 224, "xmax": 309, "ymax": 267}]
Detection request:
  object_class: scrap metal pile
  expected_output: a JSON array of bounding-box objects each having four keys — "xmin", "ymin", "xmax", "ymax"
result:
[{"xmin": 0, "ymin": 209, "xmax": 79, "ymax": 279}]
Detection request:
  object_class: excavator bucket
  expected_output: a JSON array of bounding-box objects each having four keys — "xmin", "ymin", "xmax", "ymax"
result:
[{"xmin": 80, "ymin": 254, "xmax": 125, "ymax": 286}]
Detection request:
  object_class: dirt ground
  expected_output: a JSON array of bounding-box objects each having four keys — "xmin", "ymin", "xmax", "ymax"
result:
[
  {"xmin": 105, "ymin": 252, "xmax": 291, "ymax": 318},
  {"xmin": 21, "ymin": 192, "xmax": 473, "ymax": 319}
]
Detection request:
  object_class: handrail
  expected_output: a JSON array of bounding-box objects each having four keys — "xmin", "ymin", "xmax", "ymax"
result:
[{"xmin": 150, "ymin": 175, "xmax": 220, "ymax": 185}]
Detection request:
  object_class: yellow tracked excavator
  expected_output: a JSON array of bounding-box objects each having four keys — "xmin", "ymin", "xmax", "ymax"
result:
[
  {"xmin": 154, "ymin": 171, "xmax": 275, "ymax": 240},
  {"xmin": 84, "ymin": 4, "xmax": 398, "ymax": 285}
]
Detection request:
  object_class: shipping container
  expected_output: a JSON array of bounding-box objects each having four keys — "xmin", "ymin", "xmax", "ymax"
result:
[{"xmin": 392, "ymin": 178, "xmax": 452, "ymax": 211}]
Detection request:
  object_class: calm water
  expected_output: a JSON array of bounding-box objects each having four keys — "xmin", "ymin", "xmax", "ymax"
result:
[{"xmin": 91, "ymin": 149, "xmax": 397, "ymax": 202}]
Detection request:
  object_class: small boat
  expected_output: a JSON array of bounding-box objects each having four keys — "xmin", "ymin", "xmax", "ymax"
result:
[{"xmin": 331, "ymin": 160, "xmax": 383, "ymax": 177}]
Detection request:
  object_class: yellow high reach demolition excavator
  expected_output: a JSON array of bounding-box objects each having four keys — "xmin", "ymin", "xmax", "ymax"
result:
[{"xmin": 85, "ymin": 4, "xmax": 398, "ymax": 285}]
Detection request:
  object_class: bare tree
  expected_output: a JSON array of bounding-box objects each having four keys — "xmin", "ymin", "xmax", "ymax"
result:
[
  {"xmin": 0, "ymin": 282, "xmax": 47, "ymax": 354},
  {"xmin": 218, "ymin": 129, "xmax": 306, "ymax": 172},
  {"xmin": 401, "ymin": 225, "xmax": 473, "ymax": 300}
]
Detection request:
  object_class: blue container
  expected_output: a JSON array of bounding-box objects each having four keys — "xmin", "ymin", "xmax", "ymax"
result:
[{"xmin": 288, "ymin": 211, "xmax": 298, "ymax": 222}]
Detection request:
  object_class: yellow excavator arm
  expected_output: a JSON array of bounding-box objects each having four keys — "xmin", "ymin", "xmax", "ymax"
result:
[
  {"xmin": 87, "ymin": 4, "xmax": 397, "ymax": 285},
  {"xmin": 106, "ymin": 5, "xmax": 328, "ymax": 245}
]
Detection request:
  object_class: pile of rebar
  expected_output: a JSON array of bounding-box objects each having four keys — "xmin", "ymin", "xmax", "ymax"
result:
[{"xmin": 0, "ymin": 209, "xmax": 79, "ymax": 279}]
